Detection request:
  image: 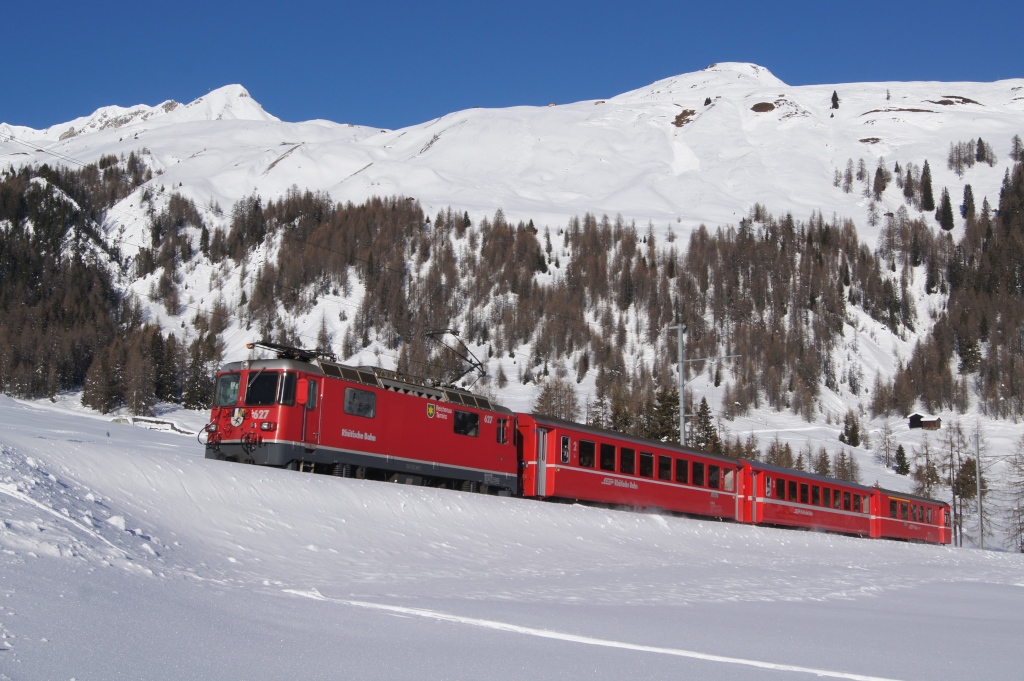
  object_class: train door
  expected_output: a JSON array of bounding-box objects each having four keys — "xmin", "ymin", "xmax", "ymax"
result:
[
  {"xmin": 535, "ymin": 427, "xmax": 550, "ymax": 496},
  {"xmin": 296, "ymin": 377, "xmax": 321, "ymax": 452}
]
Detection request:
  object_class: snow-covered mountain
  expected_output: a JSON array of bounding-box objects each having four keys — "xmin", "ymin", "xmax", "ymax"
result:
[
  {"xmin": 3, "ymin": 63, "xmax": 1022, "ymax": 241},
  {"xmin": 3, "ymin": 63, "xmax": 1024, "ymax": 523}
]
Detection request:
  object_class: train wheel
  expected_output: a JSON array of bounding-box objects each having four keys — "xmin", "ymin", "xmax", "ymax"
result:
[
  {"xmin": 460, "ymin": 481, "xmax": 480, "ymax": 493},
  {"xmin": 332, "ymin": 463, "xmax": 353, "ymax": 478}
]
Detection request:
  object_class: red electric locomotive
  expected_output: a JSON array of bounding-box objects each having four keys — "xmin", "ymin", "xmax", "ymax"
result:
[
  {"xmin": 205, "ymin": 342, "xmax": 518, "ymax": 493},
  {"xmin": 205, "ymin": 342, "xmax": 952, "ymax": 545}
]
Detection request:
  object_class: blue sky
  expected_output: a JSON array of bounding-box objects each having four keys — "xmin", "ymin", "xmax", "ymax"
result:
[{"xmin": 7, "ymin": 1, "xmax": 1022, "ymax": 130}]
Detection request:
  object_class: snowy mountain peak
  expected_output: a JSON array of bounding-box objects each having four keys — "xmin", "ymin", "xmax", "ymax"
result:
[
  {"xmin": 700, "ymin": 61, "xmax": 786, "ymax": 85},
  {"xmin": 0, "ymin": 84, "xmax": 277, "ymax": 143}
]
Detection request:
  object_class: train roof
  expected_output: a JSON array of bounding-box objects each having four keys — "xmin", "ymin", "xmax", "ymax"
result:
[
  {"xmin": 751, "ymin": 460, "xmax": 877, "ymax": 493},
  {"xmin": 218, "ymin": 346, "xmax": 510, "ymax": 414},
  {"xmin": 874, "ymin": 487, "xmax": 950, "ymax": 507},
  {"xmin": 523, "ymin": 413, "xmax": 744, "ymax": 467}
]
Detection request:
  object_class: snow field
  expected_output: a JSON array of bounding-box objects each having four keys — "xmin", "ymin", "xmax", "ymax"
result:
[{"xmin": 0, "ymin": 396, "xmax": 1023, "ymax": 679}]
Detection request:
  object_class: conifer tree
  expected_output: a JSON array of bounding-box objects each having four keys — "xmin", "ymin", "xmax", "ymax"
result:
[
  {"xmin": 691, "ymin": 397, "xmax": 721, "ymax": 454},
  {"xmin": 920, "ymin": 161, "xmax": 935, "ymax": 211},
  {"xmin": 936, "ymin": 187, "xmax": 955, "ymax": 231},
  {"xmin": 894, "ymin": 444, "xmax": 910, "ymax": 475},
  {"xmin": 962, "ymin": 184, "xmax": 976, "ymax": 221}
]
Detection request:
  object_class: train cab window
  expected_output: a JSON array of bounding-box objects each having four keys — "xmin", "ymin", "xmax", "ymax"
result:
[
  {"xmin": 620, "ymin": 448, "xmax": 635, "ymax": 475},
  {"xmin": 496, "ymin": 418, "xmax": 508, "ymax": 444},
  {"xmin": 708, "ymin": 465, "xmax": 720, "ymax": 489},
  {"xmin": 926, "ymin": 507, "xmax": 932, "ymax": 524},
  {"xmin": 900, "ymin": 502, "xmax": 908, "ymax": 520},
  {"xmin": 561, "ymin": 436, "xmax": 571, "ymax": 463},
  {"xmin": 245, "ymin": 371, "xmax": 280, "ymax": 406},
  {"xmin": 799, "ymin": 484, "xmax": 809, "ymax": 504},
  {"xmin": 853, "ymin": 495, "xmax": 862, "ymax": 513},
  {"xmin": 215, "ymin": 373, "xmax": 241, "ymax": 407},
  {"xmin": 764, "ymin": 476, "xmax": 772, "ymax": 497},
  {"xmin": 890, "ymin": 500, "xmax": 898, "ymax": 518},
  {"xmin": 453, "ymin": 410, "xmax": 479, "ymax": 437},
  {"xmin": 279, "ymin": 373, "xmax": 296, "ymax": 406},
  {"xmin": 723, "ymin": 469, "xmax": 734, "ymax": 492},
  {"xmin": 657, "ymin": 455, "xmax": 672, "ymax": 481},
  {"xmin": 823, "ymin": 488, "xmax": 831, "ymax": 507},
  {"xmin": 344, "ymin": 388, "xmax": 376, "ymax": 418},
  {"xmin": 306, "ymin": 380, "xmax": 318, "ymax": 409},
  {"xmin": 639, "ymin": 452, "xmax": 654, "ymax": 478},
  {"xmin": 812, "ymin": 486, "xmax": 821, "ymax": 506},
  {"xmin": 788, "ymin": 480, "xmax": 797, "ymax": 501},
  {"xmin": 693, "ymin": 462, "xmax": 705, "ymax": 487},
  {"xmin": 579, "ymin": 440, "xmax": 596, "ymax": 467},
  {"xmin": 600, "ymin": 444, "xmax": 616, "ymax": 471},
  {"xmin": 843, "ymin": 491, "xmax": 851, "ymax": 511},
  {"xmin": 675, "ymin": 458, "xmax": 688, "ymax": 484}
]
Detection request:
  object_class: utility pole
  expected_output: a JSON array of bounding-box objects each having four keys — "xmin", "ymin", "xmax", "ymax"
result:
[
  {"xmin": 668, "ymin": 323, "xmax": 686, "ymax": 445},
  {"xmin": 976, "ymin": 427, "xmax": 984, "ymax": 550},
  {"xmin": 666, "ymin": 322, "xmax": 739, "ymax": 448}
]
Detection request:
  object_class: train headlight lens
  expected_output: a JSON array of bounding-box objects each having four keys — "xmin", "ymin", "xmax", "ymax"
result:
[
  {"xmin": 260, "ymin": 422, "xmax": 276, "ymax": 432},
  {"xmin": 206, "ymin": 424, "xmax": 217, "ymax": 432}
]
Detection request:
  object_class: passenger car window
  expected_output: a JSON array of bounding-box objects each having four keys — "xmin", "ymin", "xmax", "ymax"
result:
[
  {"xmin": 579, "ymin": 440, "xmax": 595, "ymax": 467},
  {"xmin": 708, "ymin": 465, "xmax": 720, "ymax": 489},
  {"xmin": 764, "ymin": 476, "xmax": 772, "ymax": 497},
  {"xmin": 675, "ymin": 458, "xmax": 688, "ymax": 483},
  {"xmin": 890, "ymin": 500, "xmax": 898, "ymax": 518},
  {"xmin": 215, "ymin": 373, "xmax": 241, "ymax": 407},
  {"xmin": 344, "ymin": 387, "xmax": 376, "ymax": 418},
  {"xmin": 926, "ymin": 507, "xmax": 932, "ymax": 524},
  {"xmin": 777, "ymin": 477, "xmax": 787, "ymax": 500},
  {"xmin": 657, "ymin": 455, "xmax": 672, "ymax": 480},
  {"xmin": 800, "ymin": 484, "xmax": 809, "ymax": 504},
  {"xmin": 788, "ymin": 480, "xmax": 797, "ymax": 501},
  {"xmin": 639, "ymin": 452, "xmax": 654, "ymax": 478},
  {"xmin": 561, "ymin": 436, "xmax": 570, "ymax": 463},
  {"xmin": 620, "ymin": 448, "xmax": 635, "ymax": 475},
  {"xmin": 853, "ymin": 494, "xmax": 862, "ymax": 513},
  {"xmin": 693, "ymin": 462, "xmax": 705, "ymax": 487},
  {"xmin": 823, "ymin": 488, "xmax": 831, "ymax": 507},
  {"xmin": 453, "ymin": 410, "xmax": 479, "ymax": 437},
  {"xmin": 811, "ymin": 486, "xmax": 820, "ymax": 506},
  {"xmin": 723, "ymin": 469, "xmax": 734, "ymax": 492},
  {"xmin": 600, "ymin": 443, "xmax": 616, "ymax": 471}
]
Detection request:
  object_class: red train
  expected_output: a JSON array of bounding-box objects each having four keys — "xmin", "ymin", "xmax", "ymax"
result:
[{"xmin": 205, "ymin": 343, "xmax": 951, "ymax": 545}]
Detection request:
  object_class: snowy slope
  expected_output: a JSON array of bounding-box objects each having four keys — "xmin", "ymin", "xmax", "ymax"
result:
[
  {"xmin": 1, "ymin": 395, "xmax": 1023, "ymax": 680},
  {"xmin": 3, "ymin": 63, "xmax": 1022, "ymax": 243}
]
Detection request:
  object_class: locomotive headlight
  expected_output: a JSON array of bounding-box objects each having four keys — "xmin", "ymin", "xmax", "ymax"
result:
[
  {"xmin": 260, "ymin": 422, "xmax": 276, "ymax": 432},
  {"xmin": 206, "ymin": 424, "xmax": 218, "ymax": 432}
]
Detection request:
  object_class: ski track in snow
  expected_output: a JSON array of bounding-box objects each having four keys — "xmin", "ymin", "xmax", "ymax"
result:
[{"xmin": 285, "ymin": 588, "xmax": 906, "ymax": 681}]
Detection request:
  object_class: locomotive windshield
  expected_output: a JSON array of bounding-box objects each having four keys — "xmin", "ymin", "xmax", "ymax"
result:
[
  {"xmin": 214, "ymin": 373, "xmax": 241, "ymax": 407},
  {"xmin": 245, "ymin": 371, "xmax": 280, "ymax": 406}
]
